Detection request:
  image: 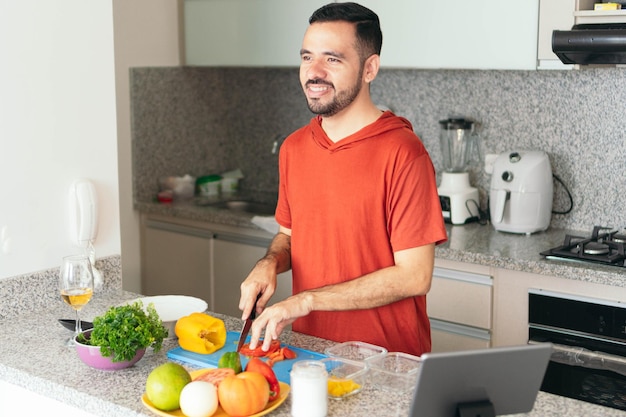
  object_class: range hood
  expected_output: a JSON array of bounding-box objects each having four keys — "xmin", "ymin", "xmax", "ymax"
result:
[{"xmin": 553, "ymin": 23, "xmax": 626, "ymax": 65}]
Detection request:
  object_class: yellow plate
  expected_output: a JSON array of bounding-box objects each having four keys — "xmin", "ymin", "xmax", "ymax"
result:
[{"xmin": 141, "ymin": 369, "xmax": 290, "ymax": 417}]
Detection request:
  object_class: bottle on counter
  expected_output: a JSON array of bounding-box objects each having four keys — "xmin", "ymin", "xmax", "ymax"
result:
[{"xmin": 290, "ymin": 360, "xmax": 328, "ymax": 417}]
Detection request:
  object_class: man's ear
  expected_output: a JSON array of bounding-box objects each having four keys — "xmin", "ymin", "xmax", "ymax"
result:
[{"xmin": 363, "ymin": 54, "xmax": 380, "ymax": 84}]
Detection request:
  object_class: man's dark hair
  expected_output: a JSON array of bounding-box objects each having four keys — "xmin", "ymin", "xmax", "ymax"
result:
[{"xmin": 309, "ymin": 2, "xmax": 382, "ymax": 62}]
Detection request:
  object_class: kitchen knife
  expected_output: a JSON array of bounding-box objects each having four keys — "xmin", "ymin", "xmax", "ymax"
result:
[
  {"xmin": 236, "ymin": 294, "xmax": 260, "ymax": 352},
  {"xmin": 58, "ymin": 318, "xmax": 93, "ymax": 331}
]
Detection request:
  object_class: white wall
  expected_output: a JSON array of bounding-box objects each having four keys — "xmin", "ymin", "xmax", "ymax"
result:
[
  {"xmin": 0, "ymin": 1, "xmax": 120, "ymax": 279},
  {"xmin": 0, "ymin": 1, "xmax": 181, "ymax": 287}
]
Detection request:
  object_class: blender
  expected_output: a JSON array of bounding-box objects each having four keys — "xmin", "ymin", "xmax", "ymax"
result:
[{"xmin": 437, "ymin": 118, "xmax": 480, "ymax": 225}]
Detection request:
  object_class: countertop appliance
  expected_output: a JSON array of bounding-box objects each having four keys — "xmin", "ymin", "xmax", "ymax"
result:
[
  {"xmin": 489, "ymin": 150, "xmax": 553, "ymax": 235},
  {"xmin": 437, "ymin": 118, "xmax": 480, "ymax": 225},
  {"xmin": 528, "ymin": 289, "xmax": 626, "ymax": 411},
  {"xmin": 541, "ymin": 225, "xmax": 626, "ymax": 268}
]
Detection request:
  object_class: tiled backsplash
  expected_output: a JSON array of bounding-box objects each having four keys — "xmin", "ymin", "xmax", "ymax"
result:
[{"xmin": 131, "ymin": 67, "xmax": 626, "ymax": 231}]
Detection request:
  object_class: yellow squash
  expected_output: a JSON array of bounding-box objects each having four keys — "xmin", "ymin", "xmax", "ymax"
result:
[{"xmin": 175, "ymin": 312, "xmax": 227, "ymax": 354}]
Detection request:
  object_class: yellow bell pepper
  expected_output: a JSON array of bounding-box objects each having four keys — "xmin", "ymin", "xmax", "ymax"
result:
[{"xmin": 174, "ymin": 312, "xmax": 227, "ymax": 354}]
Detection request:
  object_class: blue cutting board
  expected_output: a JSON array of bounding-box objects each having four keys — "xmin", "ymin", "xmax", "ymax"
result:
[{"xmin": 167, "ymin": 331, "xmax": 326, "ymax": 384}]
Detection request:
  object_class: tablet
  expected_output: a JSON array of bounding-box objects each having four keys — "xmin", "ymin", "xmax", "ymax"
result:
[{"xmin": 409, "ymin": 343, "xmax": 553, "ymax": 417}]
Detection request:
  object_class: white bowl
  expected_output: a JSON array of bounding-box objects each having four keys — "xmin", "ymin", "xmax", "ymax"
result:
[{"xmin": 124, "ymin": 295, "xmax": 208, "ymax": 338}]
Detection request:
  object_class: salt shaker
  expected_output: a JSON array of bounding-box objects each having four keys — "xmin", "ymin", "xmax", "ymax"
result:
[{"xmin": 290, "ymin": 360, "xmax": 328, "ymax": 417}]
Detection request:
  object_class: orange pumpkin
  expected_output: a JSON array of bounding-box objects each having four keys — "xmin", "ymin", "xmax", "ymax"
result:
[{"xmin": 217, "ymin": 371, "xmax": 270, "ymax": 416}]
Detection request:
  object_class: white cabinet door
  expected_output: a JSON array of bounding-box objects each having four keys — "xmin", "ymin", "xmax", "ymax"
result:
[
  {"xmin": 338, "ymin": 0, "xmax": 540, "ymax": 69},
  {"xmin": 185, "ymin": 0, "xmax": 328, "ymax": 66},
  {"xmin": 185, "ymin": 0, "xmax": 539, "ymax": 69},
  {"xmin": 141, "ymin": 218, "xmax": 213, "ymax": 306},
  {"xmin": 212, "ymin": 233, "xmax": 292, "ymax": 317},
  {"xmin": 428, "ymin": 260, "xmax": 493, "ymax": 352}
]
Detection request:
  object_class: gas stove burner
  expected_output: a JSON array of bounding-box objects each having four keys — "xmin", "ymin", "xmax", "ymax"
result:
[
  {"xmin": 612, "ymin": 233, "xmax": 626, "ymax": 244},
  {"xmin": 582, "ymin": 242, "xmax": 610, "ymax": 255},
  {"xmin": 541, "ymin": 225, "xmax": 626, "ymax": 268}
]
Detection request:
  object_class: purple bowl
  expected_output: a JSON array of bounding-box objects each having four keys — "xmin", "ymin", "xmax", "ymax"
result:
[{"xmin": 75, "ymin": 330, "xmax": 145, "ymax": 370}]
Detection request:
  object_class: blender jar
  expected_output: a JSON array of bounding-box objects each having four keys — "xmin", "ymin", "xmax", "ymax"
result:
[{"xmin": 438, "ymin": 118, "xmax": 479, "ymax": 173}]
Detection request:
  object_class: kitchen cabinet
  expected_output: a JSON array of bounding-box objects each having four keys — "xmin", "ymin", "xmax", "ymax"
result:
[
  {"xmin": 428, "ymin": 259, "xmax": 493, "ymax": 352},
  {"xmin": 141, "ymin": 214, "xmax": 292, "ymax": 317},
  {"xmin": 213, "ymin": 231, "xmax": 292, "ymax": 317},
  {"xmin": 184, "ymin": 0, "xmax": 329, "ymax": 66},
  {"xmin": 358, "ymin": 0, "xmax": 539, "ymax": 70},
  {"xmin": 141, "ymin": 217, "xmax": 213, "ymax": 304},
  {"xmin": 184, "ymin": 0, "xmax": 539, "ymax": 69}
]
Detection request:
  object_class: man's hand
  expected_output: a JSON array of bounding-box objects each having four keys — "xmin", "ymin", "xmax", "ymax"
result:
[{"xmin": 247, "ymin": 293, "xmax": 313, "ymax": 351}]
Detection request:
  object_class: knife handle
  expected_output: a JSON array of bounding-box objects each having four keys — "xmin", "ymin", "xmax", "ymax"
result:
[{"xmin": 249, "ymin": 293, "xmax": 261, "ymax": 320}]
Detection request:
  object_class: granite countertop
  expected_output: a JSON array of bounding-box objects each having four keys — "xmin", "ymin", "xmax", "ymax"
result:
[
  {"xmin": 136, "ymin": 199, "xmax": 626, "ymax": 289},
  {"xmin": 2, "ymin": 287, "xmax": 626, "ymax": 417}
]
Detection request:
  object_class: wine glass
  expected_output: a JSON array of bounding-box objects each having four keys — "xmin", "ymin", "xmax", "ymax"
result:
[{"xmin": 59, "ymin": 254, "xmax": 95, "ymax": 346}]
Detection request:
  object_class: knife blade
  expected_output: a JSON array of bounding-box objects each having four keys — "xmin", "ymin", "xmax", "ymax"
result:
[{"xmin": 236, "ymin": 294, "xmax": 261, "ymax": 352}]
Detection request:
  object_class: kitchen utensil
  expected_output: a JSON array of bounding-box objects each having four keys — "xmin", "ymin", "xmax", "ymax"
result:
[
  {"xmin": 368, "ymin": 351, "xmax": 422, "ymax": 393},
  {"xmin": 324, "ymin": 341, "xmax": 388, "ymax": 363},
  {"xmin": 437, "ymin": 118, "xmax": 480, "ymax": 225},
  {"xmin": 237, "ymin": 294, "xmax": 260, "ymax": 352},
  {"xmin": 320, "ymin": 357, "xmax": 369, "ymax": 400},
  {"xmin": 167, "ymin": 331, "xmax": 327, "ymax": 384},
  {"xmin": 58, "ymin": 318, "xmax": 93, "ymax": 331},
  {"xmin": 489, "ymin": 150, "xmax": 553, "ymax": 234}
]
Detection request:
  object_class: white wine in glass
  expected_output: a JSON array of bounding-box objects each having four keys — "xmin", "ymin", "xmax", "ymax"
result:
[{"xmin": 59, "ymin": 254, "xmax": 94, "ymax": 346}]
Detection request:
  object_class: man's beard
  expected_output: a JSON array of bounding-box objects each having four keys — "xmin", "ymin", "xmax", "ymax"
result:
[{"xmin": 304, "ymin": 73, "xmax": 363, "ymax": 117}]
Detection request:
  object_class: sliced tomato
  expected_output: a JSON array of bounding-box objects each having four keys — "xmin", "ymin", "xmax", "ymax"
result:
[
  {"xmin": 238, "ymin": 339, "xmax": 281, "ymax": 357},
  {"xmin": 193, "ymin": 367, "xmax": 236, "ymax": 387}
]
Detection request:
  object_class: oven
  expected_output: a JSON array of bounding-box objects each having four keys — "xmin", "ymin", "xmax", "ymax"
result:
[{"xmin": 528, "ymin": 289, "xmax": 626, "ymax": 411}]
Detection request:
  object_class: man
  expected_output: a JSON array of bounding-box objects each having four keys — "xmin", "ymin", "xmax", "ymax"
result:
[{"xmin": 239, "ymin": 2, "xmax": 447, "ymax": 356}]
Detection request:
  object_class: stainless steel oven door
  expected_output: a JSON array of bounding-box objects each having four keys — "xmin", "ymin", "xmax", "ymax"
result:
[{"xmin": 528, "ymin": 289, "xmax": 626, "ymax": 411}]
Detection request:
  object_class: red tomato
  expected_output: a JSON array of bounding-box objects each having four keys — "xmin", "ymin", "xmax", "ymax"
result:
[
  {"xmin": 238, "ymin": 340, "xmax": 281, "ymax": 357},
  {"xmin": 218, "ymin": 371, "xmax": 269, "ymax": 416}
]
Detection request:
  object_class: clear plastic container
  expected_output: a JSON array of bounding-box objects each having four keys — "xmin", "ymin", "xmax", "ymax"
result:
[
  {"xmin": 324, "ymin": 341, "xmax": 388, "ymax": 363},
  {"xmin": 368, "ymin": 351, "xmax": 422, "ymax": 393},
  {"xmin": 320, "ymin": 357, "xmax": 369, "ymax": 400}
]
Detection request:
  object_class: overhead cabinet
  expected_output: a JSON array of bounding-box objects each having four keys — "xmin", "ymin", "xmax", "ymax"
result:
[
  {"xmin": 185, "ymin": 0, "xmax": 540, "ymax": 69},
  {"xmin": 184, "ymin": 0, "xmax": 329, "ymax": 66},
  {"xmin": 358, "ymin": 0, "xmax": 540, "ymax": 69}
]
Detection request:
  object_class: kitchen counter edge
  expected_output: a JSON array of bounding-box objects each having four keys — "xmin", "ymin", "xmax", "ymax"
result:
[{"xmin": 136, "ymin": 200, "xmax": 626, "ymax": 289}]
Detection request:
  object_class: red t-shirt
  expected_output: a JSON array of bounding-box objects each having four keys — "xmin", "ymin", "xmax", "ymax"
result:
[{"xmin": 275, "ymin": 111, "xmax": 447, "ymax": 356}]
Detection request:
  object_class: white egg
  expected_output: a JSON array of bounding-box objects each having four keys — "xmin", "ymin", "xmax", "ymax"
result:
[{"xmin": 179, "ymin": 381, "xmax": 219, "ymax": 417}]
